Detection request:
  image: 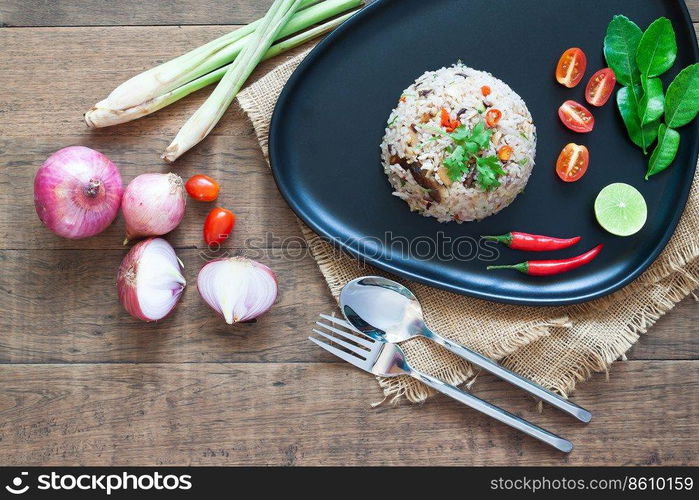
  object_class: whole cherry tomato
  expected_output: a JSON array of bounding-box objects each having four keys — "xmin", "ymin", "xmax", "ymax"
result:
[
  {"xmin": 185, "ymin": 174, "xmax": 220, "ymax": 202},
  {"xmin": 204, "ymin": 207, "xmax": 235, "ymax": 246}
]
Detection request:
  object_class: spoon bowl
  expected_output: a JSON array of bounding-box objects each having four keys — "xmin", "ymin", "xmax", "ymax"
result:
[{"xmin": 339, "ymin": 276, "xmax": 428, "ymax": 342}]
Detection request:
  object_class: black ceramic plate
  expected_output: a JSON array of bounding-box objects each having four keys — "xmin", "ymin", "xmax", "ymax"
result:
[{"xmin": 269, "ymin": 0, "xmax": 698, "ymax": 305}]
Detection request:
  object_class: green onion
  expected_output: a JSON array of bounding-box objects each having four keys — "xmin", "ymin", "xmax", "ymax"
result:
[{"xmin": 85, "ymin": 0, "xmax": 362, "ymax": 128}]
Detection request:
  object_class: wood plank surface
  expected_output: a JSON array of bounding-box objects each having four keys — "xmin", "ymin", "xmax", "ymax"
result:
[
  {"xmin": 0, "ymin": 26, "xmax": 307, "ymax": 138},
  {"xmin": 0, "ymin": 361, "xmax": 695, "ymax": 466},
  {"xmin": 1, "ymin": 248, "xmax": 695, "ymax": 364},
  {"xmin": 0, "ymin": 136, "xmax": 302, "ymax": 250},
  {"xmin": 0, "ymin": 249, "xmax": 337, "ymax": 363},
  {"xmin": 0, "ymin": 0, "xmax": 277, "ymax": 26},
  {"xmin": 0, "ymin": 0, "xmax": 695, "ymax": 26},
  {"xmin": 0, "ymin": 0, "xmax": 696, "ymax": 467}
]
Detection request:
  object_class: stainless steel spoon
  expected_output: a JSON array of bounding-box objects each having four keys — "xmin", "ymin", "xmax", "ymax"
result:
[{"xmin": 339, "ymin": 276, "xmax": 592, "ymax": 423}]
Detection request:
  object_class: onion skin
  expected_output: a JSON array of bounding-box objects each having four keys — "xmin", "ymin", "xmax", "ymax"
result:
[
  {"xmin": 117, "ymin": 237, "xmax": 186, "ymax": 322},
  {"xmin": 34, "ymin": 146, "xmax": 123, "ymax": 239},
  {"xmin": 121, "ymin": 172, "xmax": 186, "ymax": 243},
  {"xmin": 117, "ymin": 240, "xmax": 149, "ymax": 321},
  {"xmin": 197, "ymin": 257, "xmax": 278, "ymax": 324}
]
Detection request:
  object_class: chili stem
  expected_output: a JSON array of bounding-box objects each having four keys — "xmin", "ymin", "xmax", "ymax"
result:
[
  {"xmin": 481, "ymin": 234, "xmax": 513, "ymax": 246},
  {"xmin": 486, "ymin": 263, "xmax": 528, "ymax": 273}
]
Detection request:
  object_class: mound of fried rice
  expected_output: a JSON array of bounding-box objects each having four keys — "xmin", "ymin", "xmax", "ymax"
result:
[{"xmin": 381, "ymin": 63, "xmax": 536, "ymax": 222}]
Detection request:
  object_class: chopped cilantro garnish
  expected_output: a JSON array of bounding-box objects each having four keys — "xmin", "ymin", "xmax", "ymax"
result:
[
  {"xmin": 444, "ymin": 145, "xmax": 467, "ymax": 180},
  {"xmin": 475, "ymin": 155, "xmax": 505, "ymax": 191},
  {"xmin": 442, "ymin": 120, "xmax": 504, "ymax": 191}
]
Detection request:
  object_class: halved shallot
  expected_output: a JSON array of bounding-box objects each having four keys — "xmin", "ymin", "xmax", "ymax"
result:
[
  {"xmin": 117, "ymin": 238, "xmax": 186, "ymax": 322},
  {"xmin": 197, "ymin": 257, "xmax": 277, "ymax": 324}
]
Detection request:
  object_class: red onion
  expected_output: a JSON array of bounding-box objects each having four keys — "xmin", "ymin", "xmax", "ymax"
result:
[
  {"xmin": 34, "ymin": 146, "xmax": 123, "ymax": 239},
  {"xmin": 117, "ymin": 238, "xmax": 186, "ymax": 322},
  {"xmin": 197, "ymin": 257, "xmax": 278, "ymax": 324},
  {"xmin": 122, "ymin": 172, "xmax": 186, "ymax": 243}
]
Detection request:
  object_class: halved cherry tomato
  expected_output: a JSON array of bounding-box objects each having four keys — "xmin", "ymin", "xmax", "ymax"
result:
[
  {"xmin": 204, "ymin": 207, "xmax": 235, "ymax": 246},
  {"xmin": 485, "ymin": 109, "xmax": 502, "ymax": 127},
  {"xmin": 555, "ymin": 48, "xmax": 587, "ymax": 88},
  {"xmin": 185, "ymin": 174, "xmax": 220, "ymax": 202},
  {"xmin": 558, "ymin": 100, "xmax": 594, "ymax": 133},
  {"xmin": 556, "ymin": 143, "xmax": 589, "ymax": 182},
  {"xmin": 585, "ymin": 68, "xmax": 617, "ymax": 107}
]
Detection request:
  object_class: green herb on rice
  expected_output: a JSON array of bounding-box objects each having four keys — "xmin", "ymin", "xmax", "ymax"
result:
[{"xmin": 442, "ymin": 120, "xmax": 504, "ymax": 190}]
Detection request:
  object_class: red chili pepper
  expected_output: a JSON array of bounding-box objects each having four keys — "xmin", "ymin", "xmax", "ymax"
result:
[
  {"xmin": 487, "ymin": 244, "xmax": 603, "ymax": 276},
  {"xmin": 482, "ymin": 232, "xmax": 581, "ymax": 251},
  {"xmin": 485, "ymin": 108, "xmax": 502, "ymax": 127},
  {"xmin": 440, "ymin": 108, "xmax": 460, "ymax": 132}
]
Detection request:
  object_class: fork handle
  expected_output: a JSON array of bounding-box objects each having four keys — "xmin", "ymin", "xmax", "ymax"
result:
[
  {"xmin": 409, "ymin": 369, "xmax": 573, "ymax": 453},
  {"xmin": 423, "ymin": 329, "xmax": 592, "ymax": 423}
]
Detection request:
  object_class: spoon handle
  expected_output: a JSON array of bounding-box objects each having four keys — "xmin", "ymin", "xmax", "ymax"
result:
[
  {"xmin": 423, "ymin": 330, "xmax": 592, "ymax": 423},
  {"xmin": 409, "ymin": 368, "xmax": 573, "ymax": 453}
]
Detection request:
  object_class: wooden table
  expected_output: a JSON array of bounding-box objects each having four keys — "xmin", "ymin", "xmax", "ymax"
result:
[{"xmin": 0, "ymin": 0, "xmax": 697, "ymax": 466}]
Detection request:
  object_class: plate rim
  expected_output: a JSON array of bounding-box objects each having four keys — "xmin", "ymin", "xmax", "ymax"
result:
[{"xmin": 268, "ymin": 0, "xmax": 699, "ymax": 306}]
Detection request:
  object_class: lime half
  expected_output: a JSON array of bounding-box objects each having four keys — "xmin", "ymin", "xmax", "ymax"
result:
[{"xmin": 594, "ymin": 183, "xmax": 647, "ymax": 236}]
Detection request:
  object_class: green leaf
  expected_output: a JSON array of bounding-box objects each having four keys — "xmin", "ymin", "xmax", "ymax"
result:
[
  {"xmin": 475, "ymin": 155, "xmax": 505, "ymax": 191},
  {"xmin": 665, "ymin": 63, "xmax": 699, "ymax": 128},
  {"xmin": 636, "ymin": 17, "xmax": 677, "ymax": 77},
  {"xmin": 646, "ymin": 124, "xmax": 680, "ymax": 179},
  {"xmin": 604, "ymin": 15, "xmax": 643, "ymax": 87},
  {"xmin": 462, "ymin": 141, "xmax": 480, "ymax": 155},
  {"xmin": 617, "ymin": 85, "xmax": 660, "ymax": 154},
  {"xmin": 444, "ymin": 145, "xmax": 467, "ymax": 181},
  {"xmin": 449, "ymin": 125, "xmax": 471, "ymax": 142},
  {"xmin": 639, "ymin": 75, "xmax": 665, "ymax": 125},
  {"xmin": 468, "ymin": 122, "xmax": 492, "ymax": 149}
]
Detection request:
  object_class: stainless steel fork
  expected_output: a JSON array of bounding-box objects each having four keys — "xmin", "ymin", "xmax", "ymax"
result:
[{"xmin": 310, "ymin": 314, "xmax": 573, "ymax": 453}]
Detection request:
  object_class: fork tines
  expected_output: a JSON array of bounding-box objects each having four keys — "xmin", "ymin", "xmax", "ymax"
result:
[{"xmin": 309, "ymin": 314, "xmax": 380, "ymax": 372}]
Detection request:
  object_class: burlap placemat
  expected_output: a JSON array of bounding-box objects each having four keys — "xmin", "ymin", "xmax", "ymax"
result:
[{"xmin": 238, "ymin": 50, "xmax": 699, "ymax": 403}]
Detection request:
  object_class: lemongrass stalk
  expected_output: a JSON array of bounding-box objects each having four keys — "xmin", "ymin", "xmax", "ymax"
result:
[
  {"xmin": 95, "ymin": 0, "xmax": 314, "ymax": 110},
  {"xmin": 84, "ymin": 0, "xmax": 360, "ymax": 127},
  {"xmin": 84, "ymin": 12, "xmax": 356, "ymax": 127},
  {"xmin": 163, "ymin": 0, "xmax": 305, "ymax": 162}
]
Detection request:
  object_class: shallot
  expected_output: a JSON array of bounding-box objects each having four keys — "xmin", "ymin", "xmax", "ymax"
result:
[
  {"xmin": 117, "ymin": 238, "xmax": 186, "ymax": 321},
  {"xmin": 197, "ymin": 257, "xmax": 277, "ymax": 324},
  {"xmin": 122, "ymin": 172, "xmax": 186, "ymax": 243},
  {"xmin": 34, "ymin": 146, "xmax": 123, "ymax": 239}
]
